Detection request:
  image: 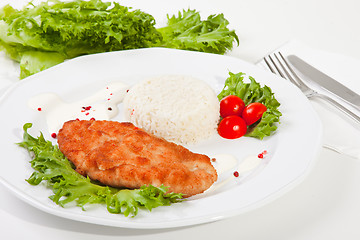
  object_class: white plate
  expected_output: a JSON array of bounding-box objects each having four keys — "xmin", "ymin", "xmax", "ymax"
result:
[{"xmin": 0, "ymin": 48, "xmax": 322, "ymax": 229}]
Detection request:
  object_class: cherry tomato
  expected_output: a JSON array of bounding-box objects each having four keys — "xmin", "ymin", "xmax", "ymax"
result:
[
  {"xmin": 219, "ymin": 95, "xmax": 245, "ymax": 118},
  {"xmin": 242, "ymin": 102, "xmax": 267, "ymax": 125},
  {"xmin": 218, "ymin": 115, "xmax": 247, "ymax": 139}
]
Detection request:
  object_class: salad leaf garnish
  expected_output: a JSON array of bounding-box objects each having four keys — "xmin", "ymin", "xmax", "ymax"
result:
[
  {"xmin": 0, "ymin": 0, "xmax": 238, "ymax": 78},
  {"xmin": 156, "ymin": 9, "xmax": 239, "ymax": 54},
  {"xmin": 18, "ymin": 123, "xmax": 183, "ymax": 217},
  {"xmin": 218, "ymin": 72, "xmax": 282, "ymax": 139}
]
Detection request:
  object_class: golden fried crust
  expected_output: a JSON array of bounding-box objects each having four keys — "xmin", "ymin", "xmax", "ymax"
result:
[{"xmin": 57, "ymin": 120, "xmax": 217, "ymax": 197}]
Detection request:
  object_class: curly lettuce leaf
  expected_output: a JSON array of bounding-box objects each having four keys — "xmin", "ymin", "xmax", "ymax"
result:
[
  {"xmin": 0, "ymin": 0, "xmax": 161, "ymax": 54},
  {"xmin": 0, "ymin": 1, "xmax": 238, "ymax": 78},
  {"xmin": 18, "ymin": 123, "xmax": 183, "ymax": 217},
  {"xmin": 0, "ymin": 0, "xmax": 162, "ymax": 78},
  {"xmin": 218, "ymin": 72, "xmax": 282, "ymax": 139},
  {"xmin": 157, "ymin": 9, "xmax": 239, "ymax": 54}
]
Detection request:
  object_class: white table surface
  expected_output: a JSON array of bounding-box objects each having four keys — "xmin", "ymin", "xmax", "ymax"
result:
[{"xmin": 1, "ymin": 0, "xmax": 360, "ymax": 239}]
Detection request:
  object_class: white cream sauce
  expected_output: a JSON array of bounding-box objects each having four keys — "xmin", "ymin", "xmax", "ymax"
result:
[
  {"xmin": 205, "ymin": 153, "xmax": 265, "ymax": 194},
  {"xmin": 28, "ymin": 81, "xmax": 128, "ymax": 134},
  {"xmin": 212, "ymin": 154, "xmax": 263, "ymax": 176},
  {"xmin": 211, "ymin": 154, "xmax": 238, "ymax": 175},
  {"xmin": 236, "ymin": 155, "xmax": 263, "ymax": 174}
]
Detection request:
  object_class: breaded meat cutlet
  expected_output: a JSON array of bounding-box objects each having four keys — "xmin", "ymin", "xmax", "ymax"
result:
[{"xmin": 57, "ymin": 120, "xmax": 217, "ymax": 197}]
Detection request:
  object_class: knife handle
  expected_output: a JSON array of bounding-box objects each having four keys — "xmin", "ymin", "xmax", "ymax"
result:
[{"xmin": 310, "ymin": 94, "xmax": 360, "ymax": 125}]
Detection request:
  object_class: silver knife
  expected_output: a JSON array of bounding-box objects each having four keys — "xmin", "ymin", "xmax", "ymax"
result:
[{"xmin": 287, "ymin": 55, "xmax": 360, "ymax": 109}]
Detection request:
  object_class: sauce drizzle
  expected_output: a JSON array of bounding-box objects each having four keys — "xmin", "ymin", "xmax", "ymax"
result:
[{"xmin": 28, "ymin": 81, "xmax": 128, "ymax": 134}]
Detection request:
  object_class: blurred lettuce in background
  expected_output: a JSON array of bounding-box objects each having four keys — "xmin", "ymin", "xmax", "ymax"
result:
[{"xmin": 0, "ymin": 0, "xmax": 238, "ymax": 79}]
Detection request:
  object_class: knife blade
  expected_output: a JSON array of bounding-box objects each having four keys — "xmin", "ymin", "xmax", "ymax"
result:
[{"xmin": 287, "ymin": 55, "xmax": 360, "ymax": 108}]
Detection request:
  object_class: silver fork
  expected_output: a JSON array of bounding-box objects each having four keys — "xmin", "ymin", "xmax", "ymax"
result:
[{"xmin": 263, "ymin": 52, "xmax": 360, "ymax": 124}]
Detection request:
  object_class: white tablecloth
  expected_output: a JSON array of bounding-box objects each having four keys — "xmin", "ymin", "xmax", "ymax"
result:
[{"xmin": 1, "ymin": 0, "xmax": 360, "ymax": 239}]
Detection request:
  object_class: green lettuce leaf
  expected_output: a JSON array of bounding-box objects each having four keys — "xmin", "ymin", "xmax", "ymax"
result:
[
  {"xmin": 0, "ymin": 0, "xmax": 161, "ymax": 54},
  {"xmin": 218, "ymin": 72, "xmax": 282, "ymax": 139},
  {"xmin": 18, "ymin": 123, "xmax": 183, "ymax": 217},
  {"xmin": 20, "ymin": 51, "xmax": 66, "ymax": 79},
  {"xmin": 0, "ymin": 0, "xmax": 238, "ymax": 79},
  {"xmin": 0, "ymin": 0, "xmax": 162, "ymax": 78},
  {"xmin": 156, "ymin": 9, "xmax": 239, "ymax": 54}
]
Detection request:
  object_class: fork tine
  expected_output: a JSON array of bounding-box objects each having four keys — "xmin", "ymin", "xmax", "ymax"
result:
[
  {"xmin": 264, "ymin": 52, "xmax": 301, "ymax": 88},
  {"xmin": 263, "ymin": 57, "xmax": 276, "ymax": 74},
  {"xmin": 273, "ymin": 53, "xmax": 298, "ymax": 86},
  {"xmin": 268, "ymin": 55, "xmax": 286, "ymax": 79},
  {"xmin": 278, "ymin": 52, "xmax": 308, "ymax": 87}
]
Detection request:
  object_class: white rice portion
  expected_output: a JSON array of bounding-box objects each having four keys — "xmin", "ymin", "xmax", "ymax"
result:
[{"xmin": 123, "ymin": 75, "xmax": 220, "ymax": 145}]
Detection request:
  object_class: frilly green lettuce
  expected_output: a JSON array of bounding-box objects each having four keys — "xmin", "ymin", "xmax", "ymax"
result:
[
  {"xmin": 156, "ymin": 9, "xmax": 239, "ymax": 54},
  {"xmin": 0, "ymin": 0, "xmax": 238, "ymax": 79}
]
